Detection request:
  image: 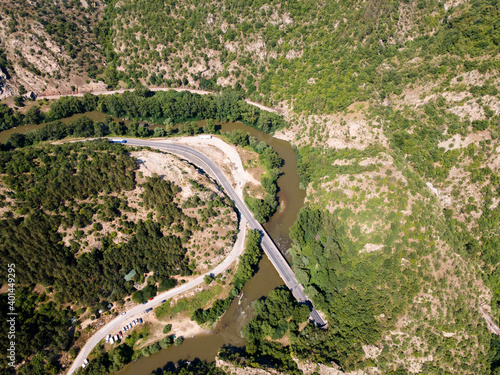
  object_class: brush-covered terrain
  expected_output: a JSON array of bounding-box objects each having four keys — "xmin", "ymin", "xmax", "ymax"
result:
[
  {"xmin": 0, "ymin": 140, "xmax": 238, "ymax": 373},
  {"xmin": 0, "ymin": 0, "xmax": 499, "ymax": 374}
]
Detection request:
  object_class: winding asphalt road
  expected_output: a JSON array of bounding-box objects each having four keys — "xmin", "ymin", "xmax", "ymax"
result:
[
  {"xmin": 125, "ymin": 139, "xmax": 326, "ymax": 325},
  {"xmin": 68, "ymin": 138, "xmax": 326, "ymax": 374}
]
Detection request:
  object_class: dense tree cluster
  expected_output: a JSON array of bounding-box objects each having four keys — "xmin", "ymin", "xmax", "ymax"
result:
[
  {"xmin": 75, "ymin": 342, "xmax": 135, "ymax": 375},
  {"xmin": 5, "ymin": 114, "xmax": 284, "ymax": 227},
  {"xmin": 1, "ymin": 89, "xmax": 284, "ymax": 134},
  {"xmin": 0, "ymin": 142, "xmax": 206, "ymax": 372},
  {"xmin": 228, "ymin": 129, "xmax": 281, "ymax": 222},
  {"xmin": 76, "ymin": 331, "xmax": 183, "ymax": 374},
  {"xmin": 0, "ymin": 141, "xmax": 135, "ymax": 211},
  {"xmin": 4, "ymin": 116, "xmax": 108, "ymax": 149},
  {"xmin": 132, "ymin": 284, "xmax": 158, "ymax": 304},
  {"xmin": 242, "ymin": 287, "xmax": 310, "ymax": 342},
  {"xmin": 92, "ymin": 0, "xmax": 499, "ymax": 113},
  {"xmin": 0, "ymin": 103, "xmax": 24, "ymax": 131},
  {"xmin": 0, "ymin": 288, "xmax": 75, "ymax": 374},
  {"xmin": 142, "ymin": 176, "xmax": 194, "ymax": 229},
  {"xmin": 220, "ymin": 287, "xmax": 310, "ymax": 375},
  {"xmin": 287, "ymin": 207, "xmax": 400, "ymax": 367}
]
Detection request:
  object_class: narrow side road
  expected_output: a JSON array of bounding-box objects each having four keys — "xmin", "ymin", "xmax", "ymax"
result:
[
  {"xmin": 36, "ymin": 87, "xmax": 279, "ymax": 114},
  {"xmin": 67, "ymin": 216, "xmax": 247, "ymax": 374}
]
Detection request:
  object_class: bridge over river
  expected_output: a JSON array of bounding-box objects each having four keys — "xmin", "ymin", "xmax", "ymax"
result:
[
  {"xmin": 68, "ymin": 138, "xmax": 326, "ymax": 374},
  {"xmin": 126, "ymin": 139, "xmax": 327, "ymax": 327}
]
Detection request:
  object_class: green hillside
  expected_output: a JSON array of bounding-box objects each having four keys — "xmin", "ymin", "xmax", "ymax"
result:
[
  {"xmin": 0, "ymin": 0, "xmax": 499, "ymax": 374},
  {"xmin": 0, "ymin": 140, "xmax": 238, "ymax": 374}
]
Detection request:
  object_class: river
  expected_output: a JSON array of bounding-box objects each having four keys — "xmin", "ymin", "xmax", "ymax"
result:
[{"xmin": 0, "ymin": 114, "xmax": 305, "ymax": 374}]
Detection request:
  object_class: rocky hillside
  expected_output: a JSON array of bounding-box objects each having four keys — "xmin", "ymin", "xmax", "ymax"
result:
[
  {"xmin": 0, "ymin": 0, "xmax": 499, "ymax": 373},
  {"xmin": 0, "ymin": 0, "xmax": 107, "ymax": 98}
]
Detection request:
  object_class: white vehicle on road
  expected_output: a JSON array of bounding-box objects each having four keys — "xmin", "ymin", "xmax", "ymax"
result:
[{"xmin": 82, "ymin": 358, "xmax": 89, "ymax": 369}]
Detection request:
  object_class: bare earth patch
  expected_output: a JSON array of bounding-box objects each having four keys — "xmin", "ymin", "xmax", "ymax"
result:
[
  {"xmin": 274, "ymin": 102, "xmax": 387, "ymax": 151},
  {"xmin": 149, "ymin": 136, "xmax": 249, "ymax": 199}
]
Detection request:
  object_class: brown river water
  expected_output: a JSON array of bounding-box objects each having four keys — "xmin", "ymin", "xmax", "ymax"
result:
[{"xmin": 0, "ymin": 114, "xmax": 306, "ymax": 374}]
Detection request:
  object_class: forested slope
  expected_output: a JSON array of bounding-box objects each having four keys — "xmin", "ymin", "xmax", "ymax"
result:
[
  {"xmin": 0, "ymin": 0, "xmax": 499, "ymax": 374},
  {"xmin": 97, "ymin": 0, "xmax": 499, "ymax": 111},
  {"xmin": 0, "ymin": 140, "xmax": 238, "ymax": 374}
]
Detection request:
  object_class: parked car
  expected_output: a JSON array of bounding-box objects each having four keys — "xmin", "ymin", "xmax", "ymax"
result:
[
  {"xmin": 121, "ymin": 312, "xmax": 126, "ymax": 316},
  {"xmin": 161, "ymin": 300, "xmax": 167, "ymax": 303},
  {"xmin": 105, "ymin": 334, "xmax": 111, "ymax": 343}
]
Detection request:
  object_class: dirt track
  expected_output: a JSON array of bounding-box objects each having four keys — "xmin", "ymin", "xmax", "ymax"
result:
[{"xmin": 36, "ymin": 87, "xmax": 279, "ymax": 114}]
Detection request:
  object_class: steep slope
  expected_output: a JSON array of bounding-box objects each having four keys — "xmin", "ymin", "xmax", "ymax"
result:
[
  {"xmin": 0, "ymin": 0, "xmax": 107, "ymax": 98},
  {"xmin": 286, "ymin": 145, "xmax": 493, "ymax": 373},
  {"xmin": 105, "ymin": 0, "xmax": 500, "ymax": 270},
  {"xmin": 0, "ymin": 0, "xmax": 498, "ymax": 373},
  {"xmin": 106, "ymin": 0, "xmax": 498, "ymax": 108}
]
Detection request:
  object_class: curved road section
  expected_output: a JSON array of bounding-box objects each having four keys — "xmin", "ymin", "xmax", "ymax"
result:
[
  {"xmin": 127, "ymin": 139, "xmax": 326, "ymax": 326},
  {"xmin": 68, "ymin": 138, "xmax": 325, "ymax": 374}
]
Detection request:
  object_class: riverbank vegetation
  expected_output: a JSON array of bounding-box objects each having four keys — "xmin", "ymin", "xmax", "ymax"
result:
[
  {"xmin": 3, "ymin": 0, "xmax": 498, "ymax": 115},
  {"xmin": 218, "ymin": 287, "xmax": 310, "ymax": 375},
  {"xmin": 285, "ymin": 144, "xmax": 494, "ymax": 373},
  {"xmin": 227, "ymin": 129, "xmax": 282, "ymax": 222},
  {"xmin": 1, "ymin": 0, "xmax": 499, "ymax": 373},
  {"xmin": 0, "ymin": 140, "xmax": 237, "ymax": 374},
  {"xmin": 1, "ymin": 89, "xmax": 285, "ymax": 134},
  {"xmin": 2, "ymin": 89, "xmax": 286, "ymax": 224},
  {"xmin": 154, "ymin": 229, "xmax": 262, "ymax": 325},
  {"xmin": 75, "ymin": 324, "xmax": 185, "ymax": 375},
  {"xmin": 2, "ymin": 91, "xmax": 286, "ymax": 225},
  {"xmin": 191, "ymin": 229, "xmax": 262, "ymax": 325},
  {"xmin": 79, "ymin": 0, "xmax": 500, "ymax": 113},
  {"xmin": 76, "ymin": 230, "xmax": 263, "ymax": 374}
]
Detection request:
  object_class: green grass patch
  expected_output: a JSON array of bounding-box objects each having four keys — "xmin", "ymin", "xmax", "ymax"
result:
[
  {"xmin": 125, "ymin": 325, "xmax": 150, "ymax": 348},
  {"xmin": 155, "ymin": 285, "xmax": 223, "ymax": 319}
]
